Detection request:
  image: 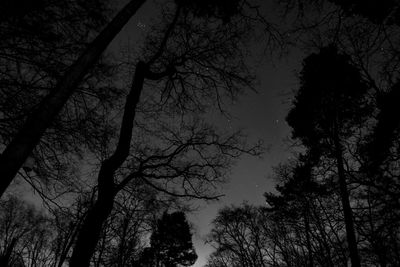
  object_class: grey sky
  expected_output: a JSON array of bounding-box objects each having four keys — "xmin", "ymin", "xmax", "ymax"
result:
[{"xmin": 189, "ymin": 56, "xmax": 302, "ymax": 266}]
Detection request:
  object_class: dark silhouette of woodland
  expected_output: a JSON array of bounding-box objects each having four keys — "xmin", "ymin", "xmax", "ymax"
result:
[
  {"xmin": 206, "ymin": 1, "xmax": 400, "ymax": 266},
  {"xmin": 1, "ymin": 0, "xmax": 262, "ymax": 266},
  {"xmin": 1, "ymin": 0, "xmax": 400, "ymax": 267}
]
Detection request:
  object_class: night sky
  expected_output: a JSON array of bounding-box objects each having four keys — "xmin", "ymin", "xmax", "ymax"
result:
[
  {"xmin": 109, "ymin": 0, "xmax": 302, "ymax": 265},
  {"xmin": 6, "ymin": 1, "xmax": 400, "ymax": 266},
  {"xmin": 189, "ymin": 57, "xmax": 301, "ymax": 266}
]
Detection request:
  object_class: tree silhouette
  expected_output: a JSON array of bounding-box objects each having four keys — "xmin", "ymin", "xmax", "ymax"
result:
[
  {"xmin": 281, "ymin": 0, "xmax": 400, "ymax": 26},
  {"xmin": 175, "ymin": 0, "xmax": 242, "ymax": 21},
  {"xmin": 328, "ymin": 0, "xmax": 400, "ymax": 25},
  {"xmin": 140, "ymin": 211, "xmax": 197, "ymax": 267},
  {"xmin": 275, "ymin": 7, "xmax": 400, "ymax": 263},
  {"xmin": 286, "ymin": 45, "xmax": 369, "ymax": 267},
  {"xmin": 0, "ymin": 0, "xmax": 247, "ymax": 198},
  {"xmin": 207, "ymin": 204, "xmax": 268, "ymax": 267},
  {"xmin": 0, "ymin": 0, "xmax": 122, "ymax": 203},
  {"xmin": 0, "ymin": 0, "xmax": 147, "ymax": 197},
  {"xmin": 265, "ymin": 157, "xmax": 327, "ymax": 267},
  {"xmin": 0, "ymin": 187, "xmax": 172, "ymax": 266},
  {"xmin": 68, "ymin": 2, "xmax": 260, "ymax": 265},
  {"xmin": 266, "ymin": 160, "xmax": 349, "ymax": 266},
  {"xmin": 0, "ymin": 196, "xmax": 52, "ymax": 266},
  {"xmin": 362, "ymin": 82, "xmax": 400, "ymax": 175}
]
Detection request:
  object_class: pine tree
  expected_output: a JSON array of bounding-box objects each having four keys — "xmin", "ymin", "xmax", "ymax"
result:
[
  {"xmin": 286, "ymin": 45, "xmax": 369, "ymax": 267},
  {"xmin": 139, "ymin": 211, "xmax": 197, "ymax": 267}
]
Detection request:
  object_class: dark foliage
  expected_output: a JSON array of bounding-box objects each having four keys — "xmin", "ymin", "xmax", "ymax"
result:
[
  {"xmin": 286, "ymin": 45, "xmax": 371, "ymax": 267},
  {"xmin": 362, "ymin": 82, "xmax": 400, "ymax": 173},
  {"xmin": 175, "ymin": 0, "xmax": 243, "ymax": 21},
  {"xmin": 140, "ymin": 211, "xmax": 197, "ymax": 267},
  {"xmin": 265, "ymin": 158, "xmax": 326, "ymax": 217},
  {"xmin": 286, "ymin": 45, "xmax": 369, "ymax": 159},
  {"xmin": 206, "ymin": 1, "xmax": 400, "ymax": 267},
  {"xmin": 328, "ymin": 0, "xmax": 400, "ymax": 25}
]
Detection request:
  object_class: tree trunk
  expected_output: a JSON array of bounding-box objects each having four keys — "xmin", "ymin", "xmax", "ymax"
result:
[
  {"xmin": 333, "ymin": 123, "xmax": 361, "ymax": 267},
  {"xmin": 0, "ymin": 0, "xmax": 146, "ymax": 197},
  {"xmin": 69, "ymin": 186, "xmax": 115, "ymax": 267},
  {"xmin": 69, "ymin": 62, "xmax": 147, "ymax": 266}
]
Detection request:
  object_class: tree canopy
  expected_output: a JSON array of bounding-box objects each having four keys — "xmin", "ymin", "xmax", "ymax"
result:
[{"xmin": 141, "ymin": 211, "xmax": 198, "ymax": 267}]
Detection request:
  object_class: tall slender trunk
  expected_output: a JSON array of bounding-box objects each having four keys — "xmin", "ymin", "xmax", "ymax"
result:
[
  {"xmin": 0, "ymin": 0, "xmax": 146, "ymax": 197},
  {"xmin": 333, "ymin": 122, "xmax": 361, "ymax": 267},
  {"xmin": 69, "ymin": 62, "xmax": 147, "ymax": 267}
]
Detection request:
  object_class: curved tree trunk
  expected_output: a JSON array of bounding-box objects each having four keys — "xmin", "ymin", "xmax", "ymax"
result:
[
  {"xmin": 333, "ymin": 122, "xmax": 361, "ymax": 267},
  {"xmin": 69, "ymin": 62, "xmax": 147, "ymax": 267},
  {"xmin": 0, "ymin": 0, "xmax": 146, "ymax": 197},
  {"xmin": 69, "ymin": 186, "xmax": 115, "ymax": 267}
]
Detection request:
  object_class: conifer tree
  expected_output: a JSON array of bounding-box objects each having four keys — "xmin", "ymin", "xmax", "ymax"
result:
[
  {"xmin": 286, "ymin": 45, "xmax": 369, "ymax": 267},
  {"xmin": 140, "ymin": 211, "xmax": 197, "ymax": 267}
]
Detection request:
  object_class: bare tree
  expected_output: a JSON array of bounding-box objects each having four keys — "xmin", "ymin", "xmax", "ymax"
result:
[
  {"xmin": 0, "ymin": 0, "xmax": 252, "ymax": 198},
  {"xmin": 0, "ymin": 0, "xmax": 147, "ymax": 196},
  {"xmin": 69, "ymin": 2, "xmax": 261, "ymax": 266},
  {"xmin": 0, "ymin": 196, "xmax": 52, "ymax": 267}
]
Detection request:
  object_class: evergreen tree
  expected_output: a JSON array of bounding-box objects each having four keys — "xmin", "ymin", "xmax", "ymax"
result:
[
  {"xmin": 141, "ymin": 211, "xmax": 197, "ymax": 267},
  {"xmin": 286, "ymin": 45, "xmax": 369, "ymax": 267}
]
